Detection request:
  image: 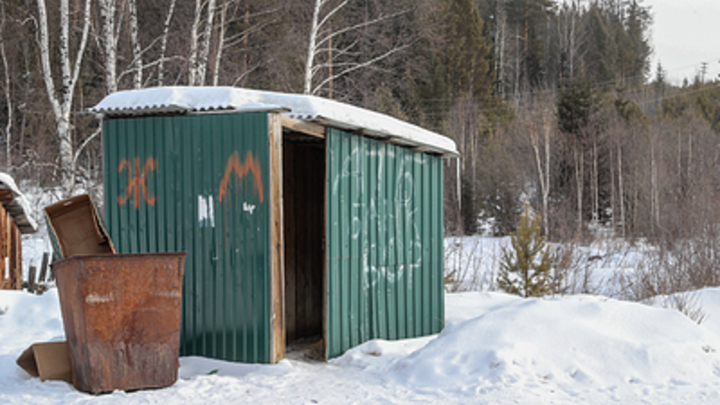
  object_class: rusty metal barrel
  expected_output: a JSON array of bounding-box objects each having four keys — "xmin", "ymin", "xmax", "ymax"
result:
[{"xmin": 53, "ymin": 252, "xmax": 186, "ymax": 394}]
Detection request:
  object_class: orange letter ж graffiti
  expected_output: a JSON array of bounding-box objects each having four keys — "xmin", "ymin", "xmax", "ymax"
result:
[
  {"xmin": 118, "ymin": 157, "xmax": 158, "ymax": 208},
  {"xmin": 218, "ymin": 151, "xmax": 264, "ymax": 203}
]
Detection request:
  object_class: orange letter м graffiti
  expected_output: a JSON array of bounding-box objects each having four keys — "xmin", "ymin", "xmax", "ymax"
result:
[{"xmin": 218, "ymin": 151, "xmax": 264, "ymax": 203}]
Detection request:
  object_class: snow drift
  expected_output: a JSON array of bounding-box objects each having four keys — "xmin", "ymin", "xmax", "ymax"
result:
[{"xmin": 386, "ymin": 293, "xmax": 720, "ymax": 396}]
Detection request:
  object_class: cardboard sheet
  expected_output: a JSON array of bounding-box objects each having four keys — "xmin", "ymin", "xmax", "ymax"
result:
[
  {"xmin": 44, "ymin": 194, "xmax": 115, "ymax": 260},
  {"xmin": 16, "ymin": 341, "xmax": 72, "ymax": 383}
]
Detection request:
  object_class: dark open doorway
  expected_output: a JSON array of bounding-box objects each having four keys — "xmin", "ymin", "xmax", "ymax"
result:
[{"xmin": 282, "ymin": 133, "xmax": 325, "ymax": 360}]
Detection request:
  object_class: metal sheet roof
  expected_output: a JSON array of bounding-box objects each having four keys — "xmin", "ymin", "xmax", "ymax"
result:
[{"xmin": 90, "ymin": 87, "xmax": 459, "ymax": 157}]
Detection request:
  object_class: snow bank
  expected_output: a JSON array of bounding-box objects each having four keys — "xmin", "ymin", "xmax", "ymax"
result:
[{"xmin": 388, "ymin": 293, "xmax": 720, "ymax": 397}]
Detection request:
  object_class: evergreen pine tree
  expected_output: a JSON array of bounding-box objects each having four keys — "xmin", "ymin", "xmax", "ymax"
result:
[{"xmin": 497, "ymin": 202, "xmax": 553, "ymax": 297}]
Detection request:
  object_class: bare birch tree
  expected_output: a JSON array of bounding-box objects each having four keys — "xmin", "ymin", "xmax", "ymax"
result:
[
  {"xmin": 128, "ymin": 0, "xmax": 142, "ymax": 89},
  {"xmin": 528, "ymin": 100, "xmax": 554, "ymax": 238},
  {"xmin": 158, "ymin": 0, "xmax": 178, "ymax": 86},
  {"xmin": 0, "ymin": 0, "xmax": 11, "ymax": 169},
  {"xmin": 36, "ymin": 0, "xmax": 92, "ymax": 195},
  {"xmin": 303, "ymin": 0, "xmax": 409, "ymax": 96},
  {"xmin": 98, "ymin": 0, "xmax": 120, "ymax": 93},
  {"xmin": 188, "ymin": 0, "xmax": 217, "ymax": 86},
  {"xmin": 557, "ymin": 0, "xmax": 586, "ymax": 84}
]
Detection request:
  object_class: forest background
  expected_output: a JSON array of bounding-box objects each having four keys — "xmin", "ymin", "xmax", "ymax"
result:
[{"xmin": 1, "ymin": 0, "xmax": 720, "ymax": 296}]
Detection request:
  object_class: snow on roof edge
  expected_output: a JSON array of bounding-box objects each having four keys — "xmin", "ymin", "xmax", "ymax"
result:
[
  {"xmin": 0, "ymin": 173, "xmax": 38, "ymax": 233},
  {"xmin": 91, "ymin": 87, "xmax": 459, "ymax": 157}
]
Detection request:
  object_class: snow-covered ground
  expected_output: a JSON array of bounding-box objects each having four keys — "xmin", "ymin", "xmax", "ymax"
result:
[
  {"xmin": 4, "ymin": 288, "xmax": 720, "ymax": 404},
  {"xmin": 4, "ymin": 190, "xmax": 720, "ymax": 403},
  {"xmin": 444, "ymin": 235, "xmax": 653, "ymax": 298}
]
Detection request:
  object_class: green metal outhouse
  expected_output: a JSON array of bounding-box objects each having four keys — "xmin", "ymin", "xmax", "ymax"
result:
[{"xmin": 91, "ymin": 87, "xmax": 458, "ymax": 363}]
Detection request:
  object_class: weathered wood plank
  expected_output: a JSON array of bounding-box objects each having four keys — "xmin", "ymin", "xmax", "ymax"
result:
[
  {"xmin": 39, "ymin": 252, "xmax": 50, "ymax": 282},
  {"xmin": 280, "ymin": 116, "xmax": 326, "ymax": 139},
  {"xmin": 269, "ymin": 113, "xmax": 286, "ymax": 363}
]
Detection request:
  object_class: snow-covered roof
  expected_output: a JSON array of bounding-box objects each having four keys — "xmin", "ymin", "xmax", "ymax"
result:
[
  {"xmin": 0, "ymin": 173, "xmax": 37, "ymax": 233},
  {"xmin": 90, "ymin": 87, "xmax": 458, "ymax": 157}
]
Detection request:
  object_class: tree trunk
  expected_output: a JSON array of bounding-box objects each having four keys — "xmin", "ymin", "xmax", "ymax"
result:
[
  {"xmin": 37, "ymin": 0, "xmax": 92, "ymax": 196},
  {"xmin": 212, "ymin": 1, "xmax": 229, "ymax": 86},
  {"xmin": 99, "ymin": 0, "xmax": 117, "ymax": 93},
  {"xmin": 617, "ymin": 131, "xmax": 625, "ymax": 238},
  {"xmin": 575, "ymin": 143, "xmax": 583, "ymax": 237},
  {"xmin": 610, "ymin": 142, "xmax": 616, "ymax": 235},
  {"xmin": 651, "ymin": 131, "xmax": 658, "ymax": 233},
  {"xmin": 0, "ymin": 1, "xmax": 11, "ymax": 169},
  {"xmin": 592, "ymin": 132, "xmax": 598, "ymax": 224},
  {"xmin": 129, "ymin": 0, "xmax": 142, "ymax": 89},
  {"xmin": 197, "ymin": 0, "xmax": 216, "ymax": 86},
  {"xmin": 188, "ymin": 0, "xmax": 202, "ymax": 85},
  {"xmin": 158, "ymin": 0, "xmax": 177, "ymax": 86},
  {"xmin": 530, "ymin": 107, "xmax": 551, "ymax": 238},
  {"xmin": 304, "ymin": 0, "xmax": 323, "ymax": 94}
]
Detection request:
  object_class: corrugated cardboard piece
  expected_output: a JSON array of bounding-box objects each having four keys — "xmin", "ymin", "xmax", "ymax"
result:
[
  {"xmin": 44, "ymin": 194, "xmax": 116, "ymax": 261},
  {"xmin": 16, "ymin": 341, "xmax": 72, "ymax": 383}
]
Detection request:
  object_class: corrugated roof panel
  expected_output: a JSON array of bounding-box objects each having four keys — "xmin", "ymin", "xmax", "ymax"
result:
[{"xmin": 91, "ymin": 87, "xmax": 458, "ymax": 157}]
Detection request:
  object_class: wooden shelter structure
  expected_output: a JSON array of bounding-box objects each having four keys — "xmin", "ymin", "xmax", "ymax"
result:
[
  {"xmin": 0, "ymin": 173, "xmax": 38, "ymax": 289},
  {"xmin": 92, "ymin": 87, "xmax": 458, "ymax": 362}
]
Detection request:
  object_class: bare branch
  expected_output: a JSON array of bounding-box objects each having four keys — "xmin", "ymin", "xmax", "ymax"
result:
[
  {"xmin": 311, "ymin": 43, "xmax": 410, "ymax": 95},
  {"xmin": 73, "ymin": 126, "xmax": 102, "ymax": 167}
]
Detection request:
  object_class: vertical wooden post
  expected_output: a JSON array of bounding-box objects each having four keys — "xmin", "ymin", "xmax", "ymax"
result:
[
  {"xmin": 10, "ymin": 221, "xmax": 20, "ymax": 290},
  {"xmin": 0, "ymin": 205, "xmax": 8, "ymax": 289},
  {"xmin": 39, "ymin": 252, "xmax": 50, "ymax": 282},
  {"xmin": 269, "ymin": 112, "xmax": 285, "ymax": 363},
  {"xmin": 28, "ymin": 265, "xmax": 36, "ymax": 293}
]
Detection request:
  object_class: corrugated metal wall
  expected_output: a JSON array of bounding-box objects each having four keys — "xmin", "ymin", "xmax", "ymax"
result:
[
  {"xmin": 103, "ymin": 112, "xmax": 272, "ymax": 363},
  {"xmin": 326, "ymin": 128, "xmax": 445, "ymax": 359}
]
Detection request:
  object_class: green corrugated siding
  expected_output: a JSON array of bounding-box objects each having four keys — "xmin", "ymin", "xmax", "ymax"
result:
[
  {"xmin": 103, "ymin": 112, "xmax": 272, "ymax": 363},
  {"xmin": 326, "ymin": 129, "xmax": 444, "ymax": 359}
]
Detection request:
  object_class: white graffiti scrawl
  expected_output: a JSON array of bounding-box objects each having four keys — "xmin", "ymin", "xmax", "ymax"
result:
[{"xmin": 331, "ymin": 143, "xmax": 425, "ymax": 288}]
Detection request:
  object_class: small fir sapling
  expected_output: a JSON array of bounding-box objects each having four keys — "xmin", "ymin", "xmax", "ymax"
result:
[{"xmin": 498, "ymin": 202, "xmax": 553, "ymax": 297}]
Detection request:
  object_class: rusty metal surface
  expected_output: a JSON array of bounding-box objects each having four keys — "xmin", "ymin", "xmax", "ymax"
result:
[{"xmin": 53, "ymin": 252, "xmax": 186, "ymax": 394}]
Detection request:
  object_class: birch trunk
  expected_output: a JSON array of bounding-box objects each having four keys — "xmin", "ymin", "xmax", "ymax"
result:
[
  {"xmin": 592, "ymin": 133, "xmax": 598, "ymax": 224},
  {"xmin": 99, "ymin": 0, "xmax": 117, "ymax": 93},
  {"xmin": 530, "ymin": 108, "xmax": 551, "ymax": 238},
  {"xmin": 610, "ymin": 141, "xmax": 616, "ymax": 235},
  {"xmin": 36, "ymin": 0, "xmax": 92, "ymax": 196},
  {"xmin": 158, "ymin": 0, "xmax": 177, "ymax": 86},
  {"xmin": 303, "ymin": 0, "xmax": 407, "ymax": 96},
  {"xmin": 304, "ymin": 0, "xmax": 323, "ymax": 94},
  {"xmin": 1, "ymin": 1, "xmax": 11, "ymax": 168},
  {"xmin": 197, "ymin": 0, "xmax": 216, "ymax": 85},
  {"xmin": 212, "ymin": 1, "xmax": 229, "ymax": 86},
  {"xmin": 650, "ymin": 131, "xmax": 658, "ymax": 232},
  {"xmin": 617, "ymin": 131, "xmax": 625, "ymax": 238},
  {"xmin": 129, "ymin": 0, "xmax": 142, "ymax": 89},
  {"xmin": 189, "ymin": 0, "xmax": 216, "ymax": 86},
  {"xmin": 188, "ymin": 0, "xmax": 202, "ymax": 85},
  {"xmin": 574, "ymin": 143, "xmax": 583, "ymax": 237}
]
